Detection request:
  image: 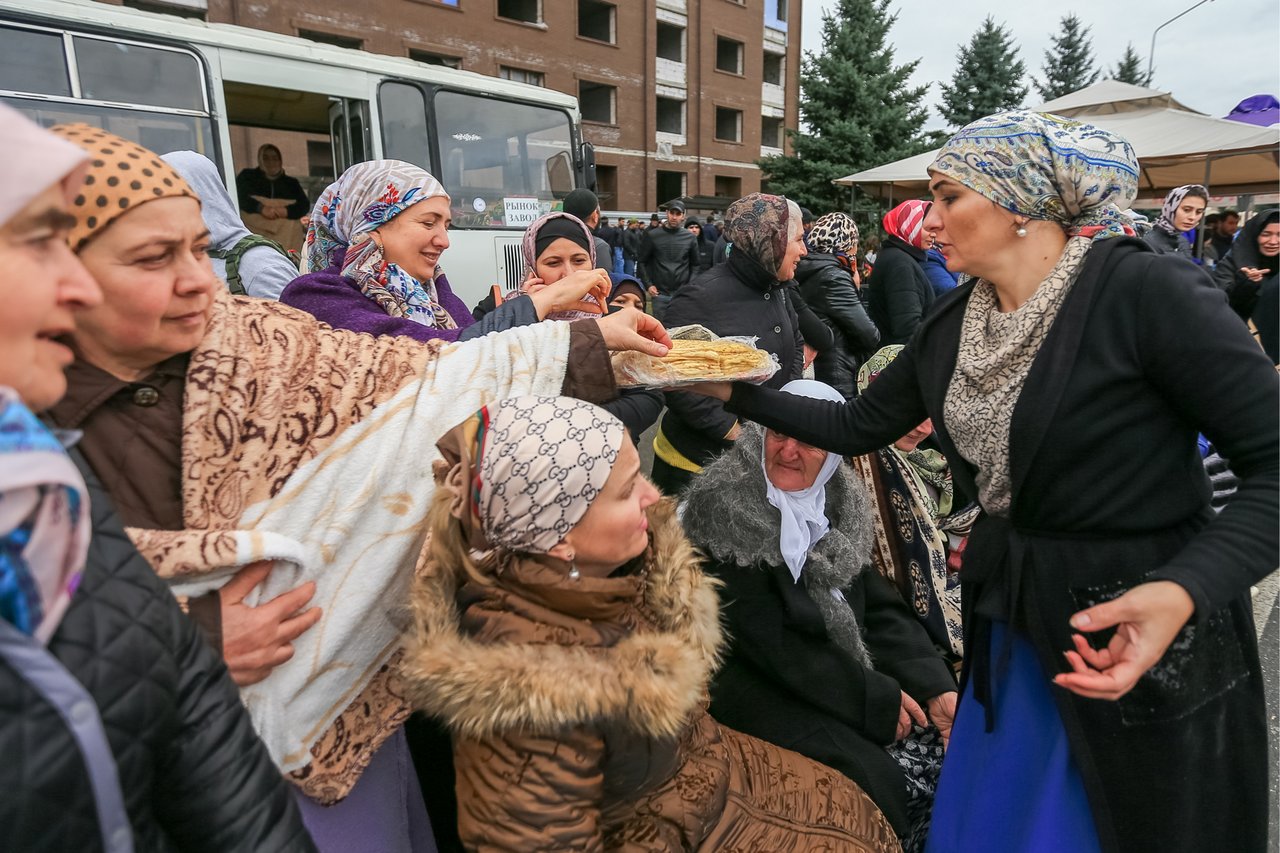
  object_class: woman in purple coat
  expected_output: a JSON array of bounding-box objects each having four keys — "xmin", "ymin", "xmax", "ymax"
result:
[{"xmin": 281, "ymin": 160, "xmax": 603, "ymax": 340}]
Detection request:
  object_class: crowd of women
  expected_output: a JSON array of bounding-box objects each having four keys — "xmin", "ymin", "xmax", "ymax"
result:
[{"xmin": 1, "ymin": 97, "xmax": 1275, "ymax": 853}]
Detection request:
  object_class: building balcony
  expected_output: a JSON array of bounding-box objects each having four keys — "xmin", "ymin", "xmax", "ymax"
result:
[
  {"xmin": 656, "ymin": 131, "xmax": 686, "ymax": 155},
  {"xmin": 656, "ymin": 0, "xmax": 686, "ymax": 13},
  {"xmin": 760, "ymin": 145, "xmax": 783, "ymax": 159},
  {"xmin": 764, "ymin": 27, "xmax": 787, "ymax": 48},
  {"xmin": 656, "ymin": 57, "xmax": 686, "ymax": 88},
  {"xmin": 762, "ymin": 82, "xmax": 785, "ymax": 110}
]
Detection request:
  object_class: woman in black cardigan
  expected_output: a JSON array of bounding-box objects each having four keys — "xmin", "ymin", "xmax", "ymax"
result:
[{"xmin": 690, "ymin": 111, "xmax": 1277, "ymax": 853}]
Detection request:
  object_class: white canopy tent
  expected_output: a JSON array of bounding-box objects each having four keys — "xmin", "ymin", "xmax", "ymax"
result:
[{"xmin": 835, "ymin": 80, "xmax": 1280, "ymax": 203}]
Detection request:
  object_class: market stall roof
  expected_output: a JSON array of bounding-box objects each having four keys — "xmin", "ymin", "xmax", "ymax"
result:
[{"xmin": 835, "ymin": 80, "xmax": 1280, "ymax": 201}]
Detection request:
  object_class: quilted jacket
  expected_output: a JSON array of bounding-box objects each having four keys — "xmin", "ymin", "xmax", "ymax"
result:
[{"xmin": 0, "ymin": 452, "xmax": 315, "ymax": 852}]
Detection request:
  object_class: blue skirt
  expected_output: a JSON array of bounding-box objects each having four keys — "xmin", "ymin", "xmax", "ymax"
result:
[{"xmin": 925, "ymin": 623, "xmax": 1102, "ymax": 853}]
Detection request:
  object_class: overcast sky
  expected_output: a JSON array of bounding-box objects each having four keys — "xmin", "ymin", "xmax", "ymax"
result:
[{"xmin": 800, "ymin": 0, "xmax": 1280, "ymax": 130}]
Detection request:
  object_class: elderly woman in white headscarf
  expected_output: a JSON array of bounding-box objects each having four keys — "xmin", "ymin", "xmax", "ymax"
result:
[
  {"xmin": 163, "ymin": 150, "xmax": 298, "ymax": 299},
  {"xmin": 680, "ymin": 379, "xmax": 958, "ymax": 853}
]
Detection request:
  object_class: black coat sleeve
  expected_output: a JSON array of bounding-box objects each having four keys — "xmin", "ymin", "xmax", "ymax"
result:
[
  {"xmin": 823, "ymin": 274, "xmax": 882, "ymax": 353},
  {"xmin": 883, "ymin": 263, "xmax": 931, "ymax": 343},
  {"xmin": 858, "ymin": 570, "xmax": 956, "ymax": 702},
  {"xmin": 708, "ymin": 560, "xmax": 903, "ymax": 745},
  {"xmin": 1134, "ymin": 256, "xmax": 1280, "ymax": 619},
  {"xmin": 726, "ymin": 334, "xmax": 929, "ymax": 456},
  {"xmin": 155, "ymin": 595, "xmax": 317, "ymax": 852},
  {"xmin": 457, "ymin": 294, "xmax": 539, "ymax": 341},
  {"xmin": 601, "ymin": 388, "xmax": 664, "ymax": 440},
  {"xmin": 789, "ymin": 287, "xmax": 835, "ymax": 352},
  {"xmin": 662, "ymin": 291, "xmax": 740, "ymax": 440}
]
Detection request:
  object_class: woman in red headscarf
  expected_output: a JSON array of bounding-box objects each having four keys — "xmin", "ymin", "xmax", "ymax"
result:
[{"xmin": 865, "ymin": 199, "xmax": 936, "ymax": 345}]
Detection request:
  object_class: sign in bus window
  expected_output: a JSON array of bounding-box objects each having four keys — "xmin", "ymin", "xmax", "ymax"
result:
[
  {"xmin": 0, "ymin": 26, "xmax": 72, "ymax": 98},
  {"xmin": 73, "ymin": 37, "xmax": 204, "ymax": 112},
  {"xmin": 433, "ymin": 89, "xmax": 575, "ymax": 228}
]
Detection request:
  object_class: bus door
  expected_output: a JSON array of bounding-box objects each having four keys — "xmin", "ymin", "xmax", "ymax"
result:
[{"xmin": 327, "ymin": 97, "xmax": 370, "ymax": 175}]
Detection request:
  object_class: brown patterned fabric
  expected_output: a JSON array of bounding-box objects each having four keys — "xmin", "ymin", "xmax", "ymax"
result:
[
  {"xmin": 126, "ymin": 288, "xmax": 577, "ymax": 803},
  {"xmin": 49, "ymin": 124, "xmax": 197, "ymax": 251},
  {"xmin": 405, "ymin": 500, "xmax": 902, "ymax": 852}
]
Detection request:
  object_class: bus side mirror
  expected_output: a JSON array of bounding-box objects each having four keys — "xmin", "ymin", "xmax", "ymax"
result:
[{"xmin": 580, "ymin": 141, "xmax": 597, "ymax": 192}]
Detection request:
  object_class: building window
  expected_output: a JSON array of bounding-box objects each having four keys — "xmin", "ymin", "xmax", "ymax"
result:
[
  {"xmin": 656, "ymin": 97, "xmax": 685, "ymax": 135},
  {"xmin": 297, "ymin": 29, "xmax": 364, "ymax": 50},
  {"xmin": 497, "ymin": 0, "xmax": 541, "ymax": 24},
  {"xmin": 761, "ymin": 116, "xmax": 783, "ymax": 149},
  {"xmin": 577, "ymin": 0, "xmax": 615, "ymax": 44},
  {"xmin": 579, "ymin": 80, "xmax": 616, "ymax": 124},
  {"xmin": 715, "ymin": 106, "xmax": 742, "ymax": 143},
  {"xmin": 656, "ymin": 22, "xmax": 684, "ymax": 62},
  {"xmin": 715, "ymin": 37, "xmax": 744, "ymax": 74},
  {"xmin": 499, "ymin": 66, "xmax": 545, "ymax": 87},
  {"xmin": 763, "ymin": 52, "xmax": 783, "ymax": 85},
  {"xmin": 714, "ymin": 175, "xmax": 742, "ymax": 200},
  {"xmin": 656, "ymin": 170, "xmax": 685, "ymax": 204},
  {"xmin": 595, "ymin": 164, "xmax": 618, "ymax": 205},
  {"xmin": 774, "ymin": 0, "xmax": 788, "ymax": 23},
  {"xmin": 409, "ymin": 49, "xmax": 461, "ymax": 69}
]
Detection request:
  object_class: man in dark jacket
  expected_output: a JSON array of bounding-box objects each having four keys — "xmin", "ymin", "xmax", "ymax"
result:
[
  {"xmin": 562, "ymin": 188, "xmax": 611, "ymax": 272},
  {"xmin": 621, "ymin": 219, "xmax": 643, "ymax": 277},
  {"xmin": 638, "ymin": 201, "xmax": 699, "ymax": 319}
]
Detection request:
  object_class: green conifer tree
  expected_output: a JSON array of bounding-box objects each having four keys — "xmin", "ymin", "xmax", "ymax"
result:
[
  {"xmin": 1111, "ymin": 43, "xmax": 1153, "ymax": 87},
  {"xmin": 939, "ymin": 17, "xmax": 1029, "ymax": 129},
  {"xmin": 1034, "ymin": 14, "xmax": 1101, "ymax": 101},
  {"xmin": 757, "ymin": 0, "xmax": 936, "ymax": 214}
]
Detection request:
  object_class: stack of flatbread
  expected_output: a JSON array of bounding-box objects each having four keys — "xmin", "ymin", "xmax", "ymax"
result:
[{"xmin": 612, "ymin": 326, "xmax": 778, "ymax": 388}]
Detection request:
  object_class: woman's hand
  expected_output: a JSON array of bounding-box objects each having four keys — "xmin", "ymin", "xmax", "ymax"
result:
[
  {"xmin": 926, "ymin": 691, "xmax": 958, "ymax": 748},
  {"xmin": 527, "ymin": 269, "xmax": 612, "ymax": 319},
  {"xmin": 896, "ymin": 690, "xmax": 928, "ymax": 741},
  {"xmin": 1053, "ymin": 580, "xmax": 1196, "ymax": 701},
  {"xmin": 1240, "ymin": 267, "xmax": 1265, "ymax": 283},
  {"xmin": 595, "ymin": 309, "xmax": 671, "ymax": 357},
  {"xmin": 220, "ymin": 561, "xmax": 323, "ymax": 686}
]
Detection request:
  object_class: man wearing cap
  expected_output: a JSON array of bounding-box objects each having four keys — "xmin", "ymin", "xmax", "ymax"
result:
[
  {"xmin": 561, "ymin": 188, "xmax": 612, "ymax": 272},
  {"xmin": 638, "ymin": 201, "xmax": 699, "ymax": 319}
]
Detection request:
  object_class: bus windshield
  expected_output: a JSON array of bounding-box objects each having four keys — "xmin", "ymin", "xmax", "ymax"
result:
[{"xmin": 432, "ymin": 89, "xmax": 576, "ymax": 229}]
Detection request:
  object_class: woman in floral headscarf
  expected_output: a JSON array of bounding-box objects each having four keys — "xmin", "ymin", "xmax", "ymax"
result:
[
  {"xmin": 651, "ymin": 192, "xmax": 808, "ymax": 495},
  {"xmin": 1144, "ymin": 184, "xmax": 1209, "ymax": 260},
  {"xmin": 864, "ymin": 199, "xmax": 936, "ymax": 345},
  {"xmin": 688, "ymin": 111, "xmax": 1276, "ymax": 853},
  {"xmin": 281, "ymin": 160, "xmax": 609, "ymax": 341}
]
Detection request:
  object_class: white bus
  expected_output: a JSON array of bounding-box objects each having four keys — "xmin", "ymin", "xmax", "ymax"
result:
[{"xmin": 0, "ymin": 0, "xmax": 598, "ymax": 304}]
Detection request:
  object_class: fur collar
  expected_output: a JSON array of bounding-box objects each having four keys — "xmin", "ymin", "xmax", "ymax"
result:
[{"xmin": 402, "ymin": 499, "xmax": 722, "ymax": 740}]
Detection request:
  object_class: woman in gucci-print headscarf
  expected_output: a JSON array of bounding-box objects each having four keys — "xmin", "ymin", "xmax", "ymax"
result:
[{"xmin": 406, "ymin": 395, "xmax": 901, "ymax": 853}]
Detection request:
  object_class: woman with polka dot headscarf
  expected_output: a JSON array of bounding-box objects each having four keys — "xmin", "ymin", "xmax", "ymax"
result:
[{"xmin": 42, "ymin": 125, "xmax": 671, "ymax": 852}]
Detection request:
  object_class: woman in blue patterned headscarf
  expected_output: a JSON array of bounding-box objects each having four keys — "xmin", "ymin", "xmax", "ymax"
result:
[{"xmin": 688, "ymin": 110, "xmax": 1276, "ymax": 853}]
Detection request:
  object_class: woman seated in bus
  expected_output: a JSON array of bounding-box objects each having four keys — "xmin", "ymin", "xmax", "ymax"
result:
[
  {"xmin": 42, "ymin": 124, "xmax": 671, "ymax": 853},
  {"xmin": 280, "ymin": 160, "xmax": 608, "ymax": 342},
  {"xmin": 405, "ymin": 394, "xmax": 900, "ymax": 853},
  {"xmin": 163, "ymin": 150, "xmax": 298, "ymax": 300}
]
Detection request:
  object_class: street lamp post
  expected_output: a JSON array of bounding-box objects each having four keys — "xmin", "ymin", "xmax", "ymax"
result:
[{"xmin": 1148, "ymin": 0, "xmax": 1215, "ymax": 83}]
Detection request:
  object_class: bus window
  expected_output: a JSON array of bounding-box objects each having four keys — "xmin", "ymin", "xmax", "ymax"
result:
[
  {"xmin": 73, "ymin": 37, "xmax": 205, "ymax": 112},
  {"xmin": 0, "ymin": 25, "xmax": 71, "ymax": 97},
  {"xmin": 3, "ymin": 98, "xmax": 216, "ymax": 157},
  {"xmin": 378, "ymin": 81, "xmax": 431, "ymax": 171},
  {"xmin": 432, "ymin": 89, "xmax": 575, "ymax": 228}
]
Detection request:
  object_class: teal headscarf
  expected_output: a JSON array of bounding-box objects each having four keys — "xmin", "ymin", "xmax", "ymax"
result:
[{"xmin": 929, "ymin": 111, "xmax": 1139, "ymax": 241}]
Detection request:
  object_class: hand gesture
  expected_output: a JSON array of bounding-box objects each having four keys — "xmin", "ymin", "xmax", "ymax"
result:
[
  {"xmin": 1240, "ymin": 267, "xmax": 1265, "ymax": 283},
  {"xmin": 528, "ymin": 269, "xmax": 611, "ymax": 319},
  {"xmin": 220, "ymin": 561, "xmax": 323, "ymax": 686},
  {"xmin": 926, "ymin": 691, "xmax": 958, "ymax": 748},
  {"xmin": 896, "ymin": 690, "xmax": 928, "ymax": 741},
  {"xmin": 1053, "ymin": 580, "xmax": 1196, "ymax": 701},
  {"xmin": 595, "ymin": 309, "xmax": 671, "ymax": 357}
]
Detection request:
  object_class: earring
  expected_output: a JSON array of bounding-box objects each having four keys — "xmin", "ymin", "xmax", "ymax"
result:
[
  {"xmin": 568, "ymin": 562, "xmax": 581, "ymax": 581},
  {"xmin": 1014, "ymin": 219, "xmax": 1028, "ymax": 238}
]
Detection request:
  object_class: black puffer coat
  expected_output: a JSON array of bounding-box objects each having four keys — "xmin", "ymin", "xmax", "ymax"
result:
[
  {"xmin": 0, "ymin": 452, "xmax": 315, "ymax": 853},
  {"xmin": 864, "ymin": 237, "xmax": 934, "ymax": 346},
  {"xmin": 795, "ymin": 253, "xmax": 881, "ymax": 399}
]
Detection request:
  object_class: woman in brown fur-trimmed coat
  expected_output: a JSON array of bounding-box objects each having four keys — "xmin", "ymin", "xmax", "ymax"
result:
[{"xmin": 404, "ymin": 395, "xmax": 901, "ymax": 852}]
